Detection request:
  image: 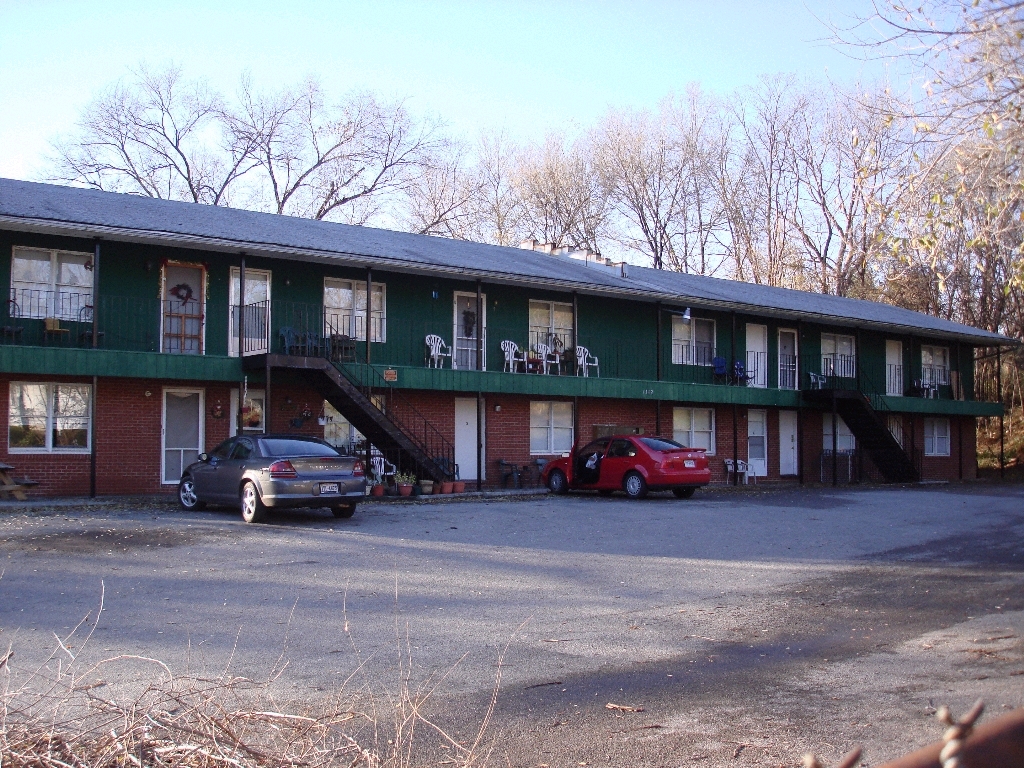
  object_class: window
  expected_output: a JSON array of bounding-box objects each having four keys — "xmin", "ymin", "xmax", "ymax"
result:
[
  {"xmin": 921, "ymin": 345, "xmax": 950, "ymax": 386},
  {"xmin": 671, "ymin": 317, "xmax": 715, "ymax": 365},
  {"xmin": 823, "ymin": 415, "xmax": 856, "ymax": 452},
  {"xmin": 324, "ymin": 278, "xmax": 386, "ymax": 342},
  {"xmin": 607, "ymin": 438, "xmax": 638, "ymax": 458},
  {"xmin": 230, "ymin": 389, "xmax": 265, "ymax": 435},
  {"xmin": 887, "ymin": 414, "xmax": 904, "ymax": 448},
  {"xmin": 821, "ymin": 333, "xmax": 857, "ymax": 378},
  {"xmin": 8, "ymin": 382, "xmax": 91, "ymax": 452},
  {"xmin": 672, "ymin": 407, "xmax": 715, "ymax": 453},
  {"xmin": 529, "ymin": 300, "xmax": 573, "ymax": 354},
  {"xmin": 530, "ymin": 401, "xmax": 574, "ymax": 454},
  {"xmin": 10, "ymin": 247, "xmax": 92, "ymax": 320},
  {"xmin": 924, "ymin": 417, "xmax": 950, "ymax": 456}
]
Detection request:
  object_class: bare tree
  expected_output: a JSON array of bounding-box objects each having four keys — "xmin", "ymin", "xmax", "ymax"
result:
[
  {"xmin": 51, "ymin": 65, "xmax": 258, "ymax": 204},
  {"xmin": 514, "ymin": 134, "xmax": 610, "ymax": 252},
  {"xmin": 228, "ymin": 80, "xmax": 443, "ymax": 223},
  {"xmin": 401, "ymin": 141, "xmax": 481, "ymax": 237}
]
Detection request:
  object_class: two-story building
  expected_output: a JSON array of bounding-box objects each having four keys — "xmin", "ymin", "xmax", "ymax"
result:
[{"xmin": 0, "ymin": 178, "xmax": 1011, "ymax": 496}]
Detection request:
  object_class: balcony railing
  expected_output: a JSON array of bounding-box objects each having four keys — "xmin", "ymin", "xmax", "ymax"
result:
[{"xmin": 778, "ymin": 353, "xmax": 798, "ymax": 390}]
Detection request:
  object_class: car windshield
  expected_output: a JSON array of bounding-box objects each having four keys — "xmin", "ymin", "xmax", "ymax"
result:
[
  {"xmin": 259, "ymin": 438, "xmax": 341, "ymax": 458},
  {"xmin": 580, "ymin": 439, "xmax": 610, "ymax": 455},
  {"xmin": 639, "ymin": 437, "xmax": 687, "ymax": 452}
]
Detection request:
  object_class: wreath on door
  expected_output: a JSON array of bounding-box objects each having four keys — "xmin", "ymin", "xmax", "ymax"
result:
[
  {"xmin": 462, "ymin": 309, "xmax": 476, "ymax": 338},
  {"xmin": 170, "ymin": 283, "xmax": 195, "ymax": 304}
]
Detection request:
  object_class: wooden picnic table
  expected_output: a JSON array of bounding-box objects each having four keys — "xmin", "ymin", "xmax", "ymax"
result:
[{"xmin": 0, "ymin": 462, "xmax": 38, "ymax": 500}]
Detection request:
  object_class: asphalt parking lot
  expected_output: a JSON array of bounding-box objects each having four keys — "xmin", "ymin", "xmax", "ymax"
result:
[{"xmin": 1, "ymin": 485, "xmax": 1022, "ymax": 767}]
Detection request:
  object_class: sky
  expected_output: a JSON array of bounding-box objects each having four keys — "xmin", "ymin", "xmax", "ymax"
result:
[{"xmin": 0, "ymin": 0, "xmax": 901, "ymax": 181}]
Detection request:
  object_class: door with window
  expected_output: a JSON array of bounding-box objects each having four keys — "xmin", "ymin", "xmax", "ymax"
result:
[
  {"xmin": 454, "ymin": 293, "xmax": 486, "ymax": 370},
  {"xmin": 747, "ymin": 409, "xmax": 768, "ymax": 477},
  {"xmin": 162, "ymin": 389, "xmax": 204, "ymax": 484},
  {"xmin": 601, "ymin": 438, "xmax": 639, "ymax": 488},
  {"xmin": 162, "ymin": 263, "xmax": 205, "ymax": 354},
  {"xmin": 229, "ymin": 268, "xmax": 271, "ymax": 356},
  {"xmin": 886, "ymin": 340, "xmax": 903, "ymax": 395},
  {"xmin": 745, "ymin": 324, "xmax": 768, "ymax": 388},
  {"xmin": 778, "ymin": 329, "xmax": 797, "ymax": 389}
]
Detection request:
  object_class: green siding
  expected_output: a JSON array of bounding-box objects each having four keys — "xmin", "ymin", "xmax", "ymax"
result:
[{"xmin": 0, "ymin": 345, "xmax": 243, "ymax": 380}]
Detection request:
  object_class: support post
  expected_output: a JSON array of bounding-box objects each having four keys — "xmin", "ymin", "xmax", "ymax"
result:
[
  {"xmin": 365, "ymin": 267, "xmax": 373, "ymax": 365},
  {"xmin": 796, "ymin": 405, "xmax": 804, "ymax": 485},
  {"xmin": 732, "ymin": 403, "xmax": 738, "ymax": 486},
  {"xmin": 832, "ymin": 389, "xmax": 838, "ymax": 487},
  {"xmin": 91, "ymin": 239, "xmax": 100, "ymax": 349},
  {"xmin": 476, "ymin": 280, "xmax": 483, "ymax": 491},
  {"xmin": 656, "ymin": 302, "xmax": 662, "ymax": 382},
  {"xmin": 998, "ymin": 346, "xmax": 1004, "ymax": 480},
  {"xmin": 90, "ymin": 375, "xmax": 98, "ymax": 498},
  {"xmin": 237, "ymin": 254, "xmax": 246, "ymax": 436},
  {"xmin": 572, "ymin": 292, "xmax": 579, "ymax": 374},
  {"xmin": 264, "ymin": 356, "xmax": 272, "ymax": 435}
]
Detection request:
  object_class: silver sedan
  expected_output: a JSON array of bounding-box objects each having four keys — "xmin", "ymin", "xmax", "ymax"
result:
[{"xmin": 177, "ymin": 435, "xmax": 365, "ymax": 523}]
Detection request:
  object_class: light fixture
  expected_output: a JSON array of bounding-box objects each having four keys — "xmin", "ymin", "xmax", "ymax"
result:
[
  {"xmin": 494, "ymin": 404, "xmax": 501, "ymax": 412},
  {"xmin": 682, "ymin": 307, "xmax": 691, "ymax": 323}
]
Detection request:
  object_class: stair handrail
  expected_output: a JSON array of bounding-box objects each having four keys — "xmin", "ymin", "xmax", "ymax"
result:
[{"xmin": 333, "ymin": 357, "xmax": 457, "ymax": 480}]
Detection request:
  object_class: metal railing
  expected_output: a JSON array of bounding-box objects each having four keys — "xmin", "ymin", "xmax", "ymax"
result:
[
  {"xmin": 778, "ymin": 353, "xmax": 798, "ymax": 390},
  {"xmin": 886, "ymin": 363, "xmax": 904, "ymax": 396},
  {"xmin": 8, "ymin": 288, "xmax": 93, "ymax": 322},
  {"xmin": 671, "ymin": 342, "xmax": 716, "ymax": 367},
  {"xmin": 744, "ymin": 350, "xmax": 768, "ymax": 388}
]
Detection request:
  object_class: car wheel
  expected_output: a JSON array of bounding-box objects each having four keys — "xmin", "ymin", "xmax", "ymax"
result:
[
  {"xmin": 240, "ymin": 481, "xmax": 268, "ymax": 523},
  {"xmin": 178, "ymin": 476, "xmax": 205, "ymax": 510},
  {"xmin": 598, "ymin": 489, "xmax": 614, "ymax": 497},
  {"xmin": 673, "ymin": 487, "xmax": 696, "ymax": 499},
  {"xmin": 331, "ymin": 504, "xmax": 356, "ymax": 518},
  {"xmin": 623, "ymin": 471, "xmax": 648, "ymax": 500},
  {"xmin": 547, "ymin": 469, "xmax": 568, "ymax": 494}
]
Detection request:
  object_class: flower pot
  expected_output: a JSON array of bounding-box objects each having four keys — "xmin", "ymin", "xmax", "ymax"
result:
[
  {"xmin": 433, "ymin": 482, "xmax": 443, "ymax": 494},
  {"xmin": 452, "ymin": 481, "xmax": 466, "ymax": 493},
  {"xmin": 419, "ymin": 480, "xmax": 434, "ymax": 494},
  {"xmin": 398, "ymin": 484, "xmax": 413, "ymax": 497},
  {"xmin": 441, "ymin": 481, "xmax": 455, "ymax": 494},
  {"xmin": 370, "ymin": 484, "xmax": 385, "ymax": 497}
]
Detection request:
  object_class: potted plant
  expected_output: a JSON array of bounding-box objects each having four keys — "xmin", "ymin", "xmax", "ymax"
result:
[
  {"xmin": 395, "ymin": 472, "xmax": 416, "ymax": 497},
  {"xmin": 370, "ymin": 483, "xmax": 385, "ymax": 497},
  {"xmin": 452, "ymin": 480, "xmax": 466, "ymax": 493},
  {"xmin": 420, "ymin": 478, "xmax": 434, "ymax": 494},
  {"xmin": 440, "ymin": 479, "xmax": 455, "ymax": 494}
]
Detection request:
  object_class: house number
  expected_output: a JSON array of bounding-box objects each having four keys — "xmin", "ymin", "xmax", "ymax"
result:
[{"xmin": 642, "ymin": 389, "xmax": 655, "ymax": 395}]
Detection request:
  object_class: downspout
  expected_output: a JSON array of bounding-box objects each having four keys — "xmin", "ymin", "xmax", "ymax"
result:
[
  {"xmin": 89, "ymin": 238, "xmax": 100, "ymax": 498},
  {"xmin": 365, "ymin": 267, "xmax": 372, "ymax": 365},
  {"xmin": 957, "ymin": 341, "xmax": 962, "ymax": 480},
  {"xmin": 573, "ymin": 292, "xmax": 579, "ymax": 448},
  {"xmin": 476, "ymin": 280, "xmax": 483, "ymax": 491},
  {"xmin": 797, "ymin": 320, "xmax": 803, "ymax": 485},
  {"xmin": 832, "ymin": 389, "xmax": 838, "ymax": 486},
  {"xmin": 655, "ymin": 302, "xmax": 662, "ymax": 436},
  {"xmin": 855, "ymin": 327, "xmax": 863, "ymax": 483}
]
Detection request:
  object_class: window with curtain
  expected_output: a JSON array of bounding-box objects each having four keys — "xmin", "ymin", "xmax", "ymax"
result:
[
  {"xmin": 324, "ymin": 278, "xmax": 386, "ymax": 342},
  {"xmin": 671, "ymin": 317, "xmax": 716, "ymax": 365},
  {"xmin": 924, "ymin": 417, "xmax": 950, "ymax": 456},
  {"xmin": 529, "ymin": 401, "xmax": 574, "ymax": 454},
  {"xmin": 9, "ymin": 382, "xmax": 91, "ymax": 452},
  {"xmin": 821, "ymin": 333, "xmax": 857, "ymax": 378},
  {"xmin": 528, "ymin": 300, "xmax": 573, "ymax": 354},
  {"xmin": 672, "ymin": 407, "xmax": 715, "ymax": 453},
  {"xmin": 921, "ymin": 345, "xmax": 950, "ymax": 386},
  {"xmin": 10, "ymin": 247, "xmax": 92, "ymax": 320}
]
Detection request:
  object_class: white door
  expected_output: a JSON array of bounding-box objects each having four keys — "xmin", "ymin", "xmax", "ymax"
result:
[
  {"xmin": 454, "ymin": 398, "xmax": 485, "ymax": 481},
  {"xmin": 779, "ymin": 410, "xmax": 798, "ymax": 476},
  {"xmin": 886, "ymin": 340, "xmax": 903, "ymax": 396},
  {"xmin": 453, "ymin": 293, "xmax": 486, "ymax": 370},
  {"xmin": 747, "ymin": 409, "xmax": 768, "ymax": 477},
  {"xmin": 229, "ymin": 268, "xmax": 271, "ymax": 356},
  {"xmin": 745, "ymin": 324, "xmax": 768, "ymax": 388},
  {"xmin": 162, "ymin": 389, "xmax": 204, "ymax": 484}
]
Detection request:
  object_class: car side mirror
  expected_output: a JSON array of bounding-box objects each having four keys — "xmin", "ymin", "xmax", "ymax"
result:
[{"xmin": 198, "ymin": 453, "xmax": 209, "ymax": 462}]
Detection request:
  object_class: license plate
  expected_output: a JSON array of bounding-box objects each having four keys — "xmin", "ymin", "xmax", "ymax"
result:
[
  {"xmin": 684, "ymin": 460, "xmax": 696, "ymax": 468},
  {"xmin": 320, "ymin": 482, "xmax": 340, "ymax": 494}
]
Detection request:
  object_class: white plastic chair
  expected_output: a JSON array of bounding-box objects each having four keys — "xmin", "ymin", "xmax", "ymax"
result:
[
  {"xmin": 534, "ymin": 342, "xmax": 561, "ymax": 374},
  {"xmin": 575, "ymin": 345, "xmax": 599, "ymax": 377},
  {"xmin": 724, "ymin": 459, "xmax": 754, "ymax": 484},
  {"xmin": 371, "ymin": 454, "xmax": 396, "ymax": 484},
  {"xmin": 424, "ymin": 334, "xmax": 452, "ymax": 368},
  {"xmin": 501, "ymin": 340, "xmax": 526, "ymax": 373}
]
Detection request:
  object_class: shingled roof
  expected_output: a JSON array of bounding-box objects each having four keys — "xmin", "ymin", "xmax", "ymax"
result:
[{"xmin": 0, "ymin": 177, "xmax": 1012, "ymax": 345}]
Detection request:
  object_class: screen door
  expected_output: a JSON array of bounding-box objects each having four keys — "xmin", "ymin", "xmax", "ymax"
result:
[{"xmin": 163, "ymin": 389, "xmax": 204, "ymax": 484}]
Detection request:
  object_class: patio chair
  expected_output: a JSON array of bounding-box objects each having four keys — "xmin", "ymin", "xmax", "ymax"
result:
[
  {"xmin": 575, "ymin": 345, "xmax": 599, "ymax": 377},
  {"xmin": 370, "ymin": 454, "xmax": 397, "ymax": 485},
  {"xmin": 534, "ymin": 342, "xmax": 561, "ymax": 374},
  {"xmin": 732, "ymin": 360, "xmax": 753, "ymax": 385},
  {"xmin": 807, "ymin": 372, "xmax": 827, "ymax": 389},
  {"xmin": 712, "ymin": 356, "xmax": 729, "ymax": 384},
  {"xmin": 501, "ymin": 340, "xmax": 526, "ymax": 373},
  {"xmin": 425, "ymin": 334, "xmax": 452, "ymax": 368},
  {"xmin": 724, "ymin": 458, "xmax": 753, "ymax": 484},
  {"xmin": 280, "ymin": 326, "xmax": 301, "ymax": 355},
  {"xmin": 498, "ymin": 459, "xmax": 523, "ymax": 488}
]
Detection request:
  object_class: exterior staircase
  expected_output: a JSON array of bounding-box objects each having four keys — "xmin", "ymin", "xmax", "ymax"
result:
[
  {"xmin": 802, "ymin": 387, "xmax": 918, "ymax": 483},
  {"xmin": 246, "ymin": 353, "xmax": 457, "ymax": 483}
]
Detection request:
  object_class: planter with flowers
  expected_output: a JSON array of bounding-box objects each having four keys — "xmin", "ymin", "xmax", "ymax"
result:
[{"xmin": 395, "ymin": 472, "xmax": 416, "ymax": 497}]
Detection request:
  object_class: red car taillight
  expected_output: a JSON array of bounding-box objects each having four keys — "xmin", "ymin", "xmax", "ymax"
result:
[
  {"xmin": 352, "ymin": 460, "xmax": 365, "ymax": 477},
  {"xmin": 269, "ymin": 460, "xmax": 297, "ymax": 479}
]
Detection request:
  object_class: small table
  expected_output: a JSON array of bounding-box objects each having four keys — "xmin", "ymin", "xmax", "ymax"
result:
[{"xmin": 0, "ymin": 463, "xmax": 37, "ymax": 500}]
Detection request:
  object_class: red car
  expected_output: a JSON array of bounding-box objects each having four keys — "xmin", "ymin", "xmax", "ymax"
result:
[{"xmin": 541, "ymin": 435, "xmax": 711, "ymax": 499}]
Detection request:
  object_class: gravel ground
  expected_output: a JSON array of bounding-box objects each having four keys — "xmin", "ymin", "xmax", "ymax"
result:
[{"xmin": 0, "ymin": 484, "xmax": 1022, "ymax": 767}]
